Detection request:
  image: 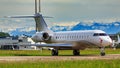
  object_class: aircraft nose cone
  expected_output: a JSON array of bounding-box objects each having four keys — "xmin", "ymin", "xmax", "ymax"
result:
[
  {"xmin": 108, "ymin": 39, "xmax": 113, "ymax": 46},
  {"xmin": 100, "ymin": 37, "xmax": 113, "ymax": 47},
  {"xmin": 105, "ymin": 38, "xmax": 113, "ymax": 46}
]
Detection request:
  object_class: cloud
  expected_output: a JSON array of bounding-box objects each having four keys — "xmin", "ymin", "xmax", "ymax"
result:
[
  {"xmin": 93, "ymin": 18, "xmax": 120, "ymax": 23},
  {"xmin": 0, "ymin": 18, "xmax": 35, "ymax": 32},
  {"xmin": 0, "ymin": 0, "xmax": 120, "ymax": 33},
  {"xmin": 0, "ymin": 0, "xmax": 120, "ymax": 20},
  {"xmin": 114, "ymin": 23, "xmax": 119, "ymax": 26},
  {"xmin": 53, "ymin": 21, "xmax": 79, "ymax": 26},
  {"xmin": 42, "ymin": 0, "xmax": 120, "ymax": 22}
]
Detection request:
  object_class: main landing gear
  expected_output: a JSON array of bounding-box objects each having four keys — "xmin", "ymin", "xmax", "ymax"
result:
[
  {"xmin": 100, "ymin": 47, "xmax": 105, "ymax": 56},
  {"xmin": 51, "ymin": 49, "xmax": 80, "ymax": 56},
  {"xmin": 51, "ymin": 48, "xmax": 105, "ymax": 56}
]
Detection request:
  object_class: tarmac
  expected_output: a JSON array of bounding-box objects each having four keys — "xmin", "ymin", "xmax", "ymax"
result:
[{"xmin": 0, "ymin": 54, "xmax": 120, "ymax": 62}]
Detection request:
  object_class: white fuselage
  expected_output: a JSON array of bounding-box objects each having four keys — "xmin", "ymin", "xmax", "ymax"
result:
[{"xmin": 32, "ymin": 30, "xmax": 112, "ymax": 49}]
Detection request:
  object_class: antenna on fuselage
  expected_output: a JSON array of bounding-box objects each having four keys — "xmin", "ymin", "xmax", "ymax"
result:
[
  {"xmin": 35, "ymin": 0, "xmax": 37, "ymax": 14},
  {"xmin": 35, "ymin": 0, "xmax": 41, "ymax": 14},
  {"xmin": 39, "ymin": 0, "xmax": 41, "ymax": 13}
]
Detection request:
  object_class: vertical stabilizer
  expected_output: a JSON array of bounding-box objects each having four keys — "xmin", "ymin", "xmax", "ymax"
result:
[
  {"xmin": 34, "ymin": 13, "xmax": 51, "ymax": 33},
  {"xmin": 34, "ymin": 0, "xmax": 52, "ymax": 33}
]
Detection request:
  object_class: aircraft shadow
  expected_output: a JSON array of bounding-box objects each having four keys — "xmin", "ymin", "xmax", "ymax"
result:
[
  {"xmin": 14, "ymin": 54, "xmax": 98, "ymax": 56},
  {"xmin": 59, "ymin": 54, "xmax": 98, "ymax": 56}
]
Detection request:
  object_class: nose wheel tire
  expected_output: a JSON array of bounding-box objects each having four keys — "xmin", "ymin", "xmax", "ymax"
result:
[
  {"xmin": 51, "ymin": 49, "xmax": 58, "ymax": 56},
  {"xmin": 101, "ymin": 52, "xmax": 105, "ymax": 56},
  {"xmin": 73, "ymin": 50, "xmax": 80, "ymax": 56}
]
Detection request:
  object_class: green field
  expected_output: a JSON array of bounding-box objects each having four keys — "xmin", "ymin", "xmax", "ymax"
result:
[
  {"xmin": 0, "ymin": 48, "xmax": 120, "ymax": 68},
  {"xmin": 0, "ymin": 59, "xmax": 120, "ymax": 68},
  {"xmin": 0, "ymin": 48, "xmax": 120, "ymax": 56}
]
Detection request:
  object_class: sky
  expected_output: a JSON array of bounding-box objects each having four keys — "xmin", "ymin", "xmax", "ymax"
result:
[{"xmin": 0, "ymin": 0, "xmax": 120, "ymax": 32}]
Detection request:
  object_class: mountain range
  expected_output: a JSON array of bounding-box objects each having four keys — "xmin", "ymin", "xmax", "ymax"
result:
[
  {"xmin": 10, "ymin": 21, "xmax": 120, "ymax": 36},
  {"xmin": 51, "ymin": 22, "xmax": 120, "ymax": 34}
]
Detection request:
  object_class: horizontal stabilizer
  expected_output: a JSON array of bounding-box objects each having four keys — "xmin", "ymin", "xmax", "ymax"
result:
[
  {"xmin": 4, "ymin": 15, "xmax": 53, "ymax": 18},
  {"xmin": 4, "ymin": 16, "xmax": 35, "ymax": 18}
]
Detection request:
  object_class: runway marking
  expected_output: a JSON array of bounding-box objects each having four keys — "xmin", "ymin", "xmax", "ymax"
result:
[{"xmin": 0, "ymin": 54, "xmax": 119, "ymax": 62}]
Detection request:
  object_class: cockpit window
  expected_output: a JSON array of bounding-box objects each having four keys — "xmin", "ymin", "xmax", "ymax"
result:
[
  {"xmin": 93, "ymin": 33, "xmax": 99, "ymax": 36},
  {"xmin": 93, "ymin": 33, "xmax": 108, "ymax": 36}
]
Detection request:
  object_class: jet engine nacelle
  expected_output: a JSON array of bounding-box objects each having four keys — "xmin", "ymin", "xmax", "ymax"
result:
[{"xmin": 32, "ymin": 32, "xmax": 50, "ymax": 42}]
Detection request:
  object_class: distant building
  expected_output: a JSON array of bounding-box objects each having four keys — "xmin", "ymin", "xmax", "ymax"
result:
[
  {"xmin": 109, "ymin": 34, "xmax": 117, "ymax": 41},
  {"xmin": 0, "ymin": 36, "xmax": 39, "ymax": 50}
]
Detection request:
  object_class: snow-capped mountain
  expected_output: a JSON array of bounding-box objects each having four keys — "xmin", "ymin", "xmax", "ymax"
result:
[
  {"xmin": 10, "ymin": 28, "xmax": 35, "ymax": 36},
  {"xmin": 51, "ymin": 22, "xmax": 120, "ymax": 34},
  {"xmin": 9, "ymin": 21, "xmax": 120, "ymax": 36},
  {"xmin": 71, "ymin": 22, "xmax": 120, "ymax": 34}
]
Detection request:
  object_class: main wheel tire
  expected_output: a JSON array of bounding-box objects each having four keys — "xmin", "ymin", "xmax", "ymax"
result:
[
  {"xmin": 73, "ymin": 50, "xmax": 80, "ymax": 56},
  {"xmin": 55, "ymin": 50, "xmax": 58, "ymax": 56},
  {"xmin": 52, "ymin": 50, "xmax": 55, "ymax": 56},
  {"xmin": 51, "ymin": 49, "xmax": 58, "ymax": 56}
]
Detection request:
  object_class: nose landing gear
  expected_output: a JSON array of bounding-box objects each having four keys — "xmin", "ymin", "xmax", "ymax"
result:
[{"xmin": 100, "ymin": 47, "xmax": 105, "ymax": 56}]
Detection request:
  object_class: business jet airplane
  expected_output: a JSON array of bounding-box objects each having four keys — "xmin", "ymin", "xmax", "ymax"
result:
[{"xmin": 7, "ymin": 0, "xmax": 112, "ymax": 56}]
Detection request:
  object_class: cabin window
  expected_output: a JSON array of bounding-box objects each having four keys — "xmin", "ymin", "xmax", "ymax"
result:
[
  {"xmin": 58, "ymin": 36, "xmax": 60, "ymax": 40},
  {"xmin": 56, "ymin": 36, "xmax": 57, "ymax": 39}
]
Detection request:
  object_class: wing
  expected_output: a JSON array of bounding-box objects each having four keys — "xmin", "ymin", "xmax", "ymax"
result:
[
  {"xmin": 17, "ymin": 41, "xmax": 94, "ymax": 50},
  {"xmin": 18, "ymin": 43, "xmax": 72, "ymax": 47},
  {"xmin": 1, "ymin": 41, "xmax": 95, "ymax": 50}
]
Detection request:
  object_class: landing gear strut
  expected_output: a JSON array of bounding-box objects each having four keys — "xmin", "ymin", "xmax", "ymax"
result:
[
  {"xmin": 100, "ymin": 47, "xmax": 105, "ymax": 56},
  {"xmin": 51, "ymin": 49, "xmax": 58, "ymax": 56},
  {"xmin": 73, "ymin": 50, "xmax": 80, "ymax": 56}
]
